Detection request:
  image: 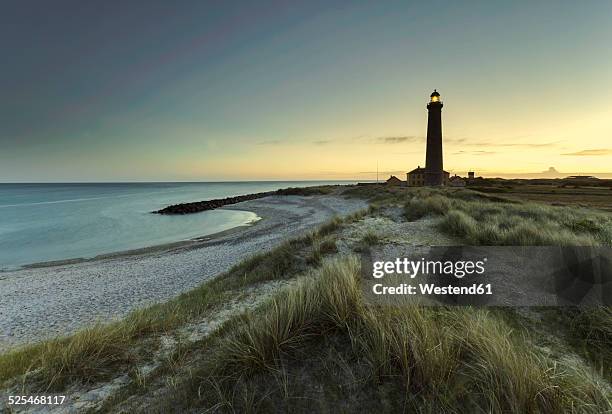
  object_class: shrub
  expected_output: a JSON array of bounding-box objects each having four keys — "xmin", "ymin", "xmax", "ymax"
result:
[
  {"xmin": 317, "ymin": 216, "xmax": 343, "ymax": 236},
  {"xmin": 438, "ymin": 210, "xmax": 476, "ymax": 238},
  {"xmin": 361, "ymin": 230, "xmax": 380, "ymax": 246},
  {"xmin": 307, "ymin": 237, "xmax": 337, "ymax": 265},
  {"xmin": 404, "ymin": 195, "xmax": 452, "ymax": 221}
]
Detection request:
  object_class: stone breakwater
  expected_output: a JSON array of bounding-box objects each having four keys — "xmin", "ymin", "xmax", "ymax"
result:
[
  {"xmin": 153, "ymin": 192, "xmax": 274, "ymax": 215},
  {"xmin": 153, "ymin": 187, "xmax": 331, "ymax": 215}
]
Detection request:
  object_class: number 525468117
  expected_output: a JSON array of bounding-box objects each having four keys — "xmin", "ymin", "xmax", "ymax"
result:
[{"xmin": 8, "ymin": 395, "xmax": 66, "ymax": 405}]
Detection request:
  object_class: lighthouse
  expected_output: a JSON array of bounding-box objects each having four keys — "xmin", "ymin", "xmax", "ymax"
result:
[
  {"xmin": 406, "ymin": 90, "xmax": 450, "ymax": 186},
  {"xmin": 424, "ymin": 89, "xmax": 445, "ymax": 186}
]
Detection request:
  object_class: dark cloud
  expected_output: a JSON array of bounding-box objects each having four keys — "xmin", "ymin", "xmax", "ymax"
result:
[
  {"xmin": 375, "ymin": 136, "xmax": 424, "ymax": 144},
  {"xmin": 561, "ymin": 149, "xmax": 612, "ymax": 156},
  {"xmin": 445, "ymin": 138, "xmax": 468, "ymax": 144}
]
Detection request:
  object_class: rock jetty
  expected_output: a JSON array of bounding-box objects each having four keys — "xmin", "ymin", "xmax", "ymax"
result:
[
  {"xmin": 153, "ymin": 186, "xmax": 333, "ymax": 215},
  {"xmin": 153, "ymin": 191, "xmax": 274, "ymax": 215}
]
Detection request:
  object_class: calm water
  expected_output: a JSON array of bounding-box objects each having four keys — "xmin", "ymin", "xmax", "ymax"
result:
[{"xmin": 0, "ymin": 181, "xmax": 355, "ymax": 270}]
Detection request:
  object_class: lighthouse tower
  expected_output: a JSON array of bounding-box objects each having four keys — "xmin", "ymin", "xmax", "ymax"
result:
[{"xmin": 425, "ymin": 90, "xmax": 445, "ymax": 186}]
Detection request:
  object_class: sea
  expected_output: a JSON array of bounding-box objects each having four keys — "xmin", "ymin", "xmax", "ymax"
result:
[{"xmin": 0, "ymin": 181, "xmax": 358, "ymax": 270}]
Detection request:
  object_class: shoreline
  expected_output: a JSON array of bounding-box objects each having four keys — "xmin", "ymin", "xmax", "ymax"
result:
[
  {"xmin": 18, "ymin": 211, "xmax": 263, "ymax": 271},
  {"xmin": 0, "ymin": 194, "xmax": 367, "ymax": 351},
  {"xmin": 1, "ymin": 186, "xmax": 340, "ymax": 273}
]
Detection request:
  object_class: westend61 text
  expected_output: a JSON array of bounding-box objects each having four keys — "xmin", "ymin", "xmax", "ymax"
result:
[{"xmin": 373, "ymin": 283, "xmax": 493, "ymax": 296}]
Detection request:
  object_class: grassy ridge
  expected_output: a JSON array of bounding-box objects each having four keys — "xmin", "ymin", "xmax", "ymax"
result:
[{"xmin": 159, "ymin": 257, "xmax": 610, "ymax": 413}]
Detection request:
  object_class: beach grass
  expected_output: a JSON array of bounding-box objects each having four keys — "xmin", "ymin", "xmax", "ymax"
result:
[
  {"xmin": 401, "ymin": 188, "xmax": 612, "ymax": 246},
  {"xmin": 361, "ymin": 230, "xmax": 380, "ymax": 246},
  {"xmin": 153, "ymin": 257, "xmax": 611, "ymax": 413}
]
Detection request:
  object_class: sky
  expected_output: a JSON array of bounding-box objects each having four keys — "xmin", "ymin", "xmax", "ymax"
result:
[{"xmin": 1, "ymin": 0, "xmax": 612, "ymax": 182}]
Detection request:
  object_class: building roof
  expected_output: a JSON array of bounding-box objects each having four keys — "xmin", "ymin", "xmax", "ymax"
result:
[
  {"xmin": 407, "ymin": 167, "xmax": 449, "ymax": 174},
  {"xmin": 430, "ymin": 89, "xmax": 440, "ymax": 97},
  {"xmin": 386, "ymin": 175, "xmax": 402, "ymax": 182}
]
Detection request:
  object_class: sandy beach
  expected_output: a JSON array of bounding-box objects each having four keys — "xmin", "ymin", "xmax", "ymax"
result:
[{"xmin": 0, "ymin": 194, "xmax": 366, "ymax": 352}]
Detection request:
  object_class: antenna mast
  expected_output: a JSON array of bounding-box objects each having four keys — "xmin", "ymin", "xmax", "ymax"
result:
[{"xmin": 376, "ymin": 161, "xmax": 379, "ymax": 184}]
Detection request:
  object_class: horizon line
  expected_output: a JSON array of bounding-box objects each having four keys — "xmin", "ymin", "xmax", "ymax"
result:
[{"xmin": 2, "ymin": 175, "xmax": 612, "ymax": 185}]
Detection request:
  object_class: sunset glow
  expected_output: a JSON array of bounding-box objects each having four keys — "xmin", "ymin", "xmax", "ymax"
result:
[{"xmin": 1, "ymin": 1, "xmax": 611, "ymax": 181}]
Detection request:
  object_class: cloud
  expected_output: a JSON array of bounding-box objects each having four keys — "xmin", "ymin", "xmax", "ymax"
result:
[
  {"xmin": 312, "ymin": 140, "xmax": 331, "ymax": 145},
  {"xmin": 452, "ymin": 150, "xmax": 496, "ymax": 155},
  {"xmin": 359, "ymin": 170, "xmax": 407, "ymax": 175},
  {"xmin": 256, "ymin": 140, "xmax": 283, "ymax": 145},
  {"xmin": 375, "ymin": 136, "xmax": 424, "ymax": 144},
  {"xmin": 445, "ymin": 138, "xmax": 468, "ymax": 144},
  {"xmin": 453, "ymin": 139, "xmax": 561, "ymax": 148},
  {"xmin": 498, "ymin": 141, "xmax": 561, "ymax": 148},
  {"xmin": 561, "ymin": 148, "xmax": 612, "ymax": 156},
  {"xmin": 358, "ymin": 135, "xmax": 559, "ymax": 148}
]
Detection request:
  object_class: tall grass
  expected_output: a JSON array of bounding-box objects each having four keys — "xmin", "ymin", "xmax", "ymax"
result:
[
  {"xmin": 164, "ymin": 189, "xmax": 611, "ymax": 412},
  {"xmin": 360, "ymin": 230, "xmax": 380, "ymax": 246},
  {"xmin": 184, "ymin": 257, "xmax": 611, "ymax": 413},
  {"xmin": 307, "ymin": 236, "xmax": 337, "ymax": 265},
  {"xmin": 454, "ymin": 309, "xmax": 608, "ymax": 413},
  {"xmin": 401, "ymin": 189, "xmax": 612, "ymax": 375},
  {"xmin": 547, "ymin": 307, "xmax": 612, "ymax": 377},
  {"xmin": 217, "ymin": 258, "xmax": 361, "ymax": 377},
  {"xmin": 403, "ymin": 189, "xmax": 612, "ymax": 246}
]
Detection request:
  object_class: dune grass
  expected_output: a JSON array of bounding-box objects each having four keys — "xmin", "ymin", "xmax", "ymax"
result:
[
  {"xmin": 307, "ymin": 236, "xmax": 337, "ymax": 266},
  {"xmin": 542, "ymin": 306, "xmax": 612, "ymax": 379},
  {"xmin": 361, "ymin": 230, "xmax": 380, "ymax": 246},
  {"xmin": 398, "ymin": 188, "xmax": 612, "ymax": 382},
  {"xmin": 158, "ymin": 257, "xmax": 610, "ymax": 413},
  {"xmin": 402, "ymin": 188, "xmax": 612, "ymax": 246}
]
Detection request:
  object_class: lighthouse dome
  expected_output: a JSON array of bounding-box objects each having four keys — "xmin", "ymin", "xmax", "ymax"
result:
[{"xmin": 429, "ymin": 89, "xmax": 441, "ymax": 103}]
